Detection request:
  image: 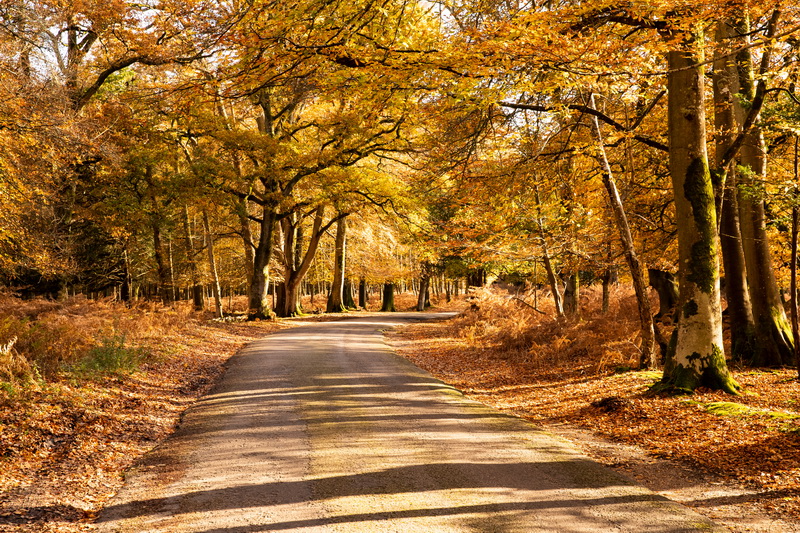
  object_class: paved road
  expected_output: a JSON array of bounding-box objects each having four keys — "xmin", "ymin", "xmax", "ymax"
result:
[{"xmin": 96, "ymin": 313, "xmax": 722, "ymax": 532}]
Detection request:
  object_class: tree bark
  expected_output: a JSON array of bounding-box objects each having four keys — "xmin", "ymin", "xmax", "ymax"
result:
[
  {"xmin": 533, "ymin": 183, "xmax": 564, "ymax": 317},
  {"xmin": 183, "ymin": 205, "xmax": 205, "ymax": 311},
  {"xmin": 601, "ymin": 270, "xmax": 611, "ymax": 314},
  {"xmin": 466, "ymin": 268, "xmax": 486, "ymax": 288},
  {"xmin": 327, "ymin": 215, "xmax": 348, "ymax": 313},
  {"xmin": 274, "ymin": 207, "xmax": 328, "ymax": 317},
  {"xmin": 711, "ymin": 20, "xmax": 756, "ymax": 362},
  {"xmin": 416, "ymin": 262, "xmax": 432, "ymax": 312},
  {"xmin": 248, "ymin": 201, "xmax": 276, "ymax": 320},
  {"xmin": 236, "ymin": 197, "xmax": 256, "ymax": 289},
  {"xmin": 120, "ymin": 248, "xmax": 132, "ymax": 304},
  {"xmin": 381, "ymin": 282, "xmax": 396, "ymax": 312},
  {"xmin": 734, "ymin": 17, "xmax": 794, "ymax": 366},
  {"xmin": 793, "ymin": 200, "xmax": 800, "ymax": 378},
  {"xmin": 660, "ymin": 35, "xmax": 738, "ymax": 393},
  {"xmin": 343, "ymin": 279, "xmax": 357, "ymax": 309},
  {"xmin": 152, "ymin": 220, "xmax": 172, "ymax": 304},
  {"xmin": 588, "ymin": 92, "xmax": 656, "ymax": 367},
  {"xmin": 202, "ymin": 209, "xmax": 223, "ymax": 318},
  {"xmin": 542, "ymin": 252, "xmax": 563, "ymax": 318},
  {"xmin": 562, "ymin": 272, "xmax": 580, "ymax": 318},
  {"xmin": 358, "ymin": 276, "xmax": 368, "ymax": 309},
  {"xmin": 793, "ymin": 137, "xmax": 800, "ymax": 378},
  {"xmin": 648, "ymin": 269, "xmax": 678, "ymax": 321}
]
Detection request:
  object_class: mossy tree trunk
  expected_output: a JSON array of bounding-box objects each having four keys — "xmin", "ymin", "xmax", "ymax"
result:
[
  {"xmin": 733, "ymin": 16, "xmax": 794, "ymax": 366},
  {"xmin": 660, "ymin": 36, "xmax": 739, "ymax": 394},
  {"xmin": 711, "ymin": 20, "xmax": 756, "ymax": 362}
]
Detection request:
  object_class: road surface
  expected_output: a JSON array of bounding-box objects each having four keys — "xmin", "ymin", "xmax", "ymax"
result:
[{"xmin": 96, "ymin": 313, "xmax": 721, "ymax": 532}]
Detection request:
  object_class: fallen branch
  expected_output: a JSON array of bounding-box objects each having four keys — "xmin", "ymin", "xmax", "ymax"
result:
[{"xmin": 511, "ymin": 296, "xmax": 547, "ymax": 315}]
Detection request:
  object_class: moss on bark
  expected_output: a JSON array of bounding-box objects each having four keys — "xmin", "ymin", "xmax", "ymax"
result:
[
  {"xmin": 683, "ymin": 157, "xmax": 718, "ymax": 294},
  {"xmin": 658, "ymin": 344, "xmax": 740, "ymax": 395}
]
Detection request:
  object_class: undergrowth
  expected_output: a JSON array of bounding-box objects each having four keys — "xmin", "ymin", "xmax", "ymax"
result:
[
  {"xmin": 72, "ymin": 335, "xmax": 148, "ymax": 375},
  {"xmin": 0, "ymin": 293, "xmax": 203, "ymax": 394},
  {"xmin": 450, "ymin": 285, "xmax": 652, "ymax": 378}
]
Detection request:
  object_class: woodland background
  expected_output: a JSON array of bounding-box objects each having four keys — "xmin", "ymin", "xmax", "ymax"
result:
[{"xmin": 2, "ymin": 0, "xmax": 800, "ymax": 530}]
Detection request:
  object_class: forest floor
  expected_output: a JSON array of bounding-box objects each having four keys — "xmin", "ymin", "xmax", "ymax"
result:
[
  {"xmin": 1, "ymin": 289, "xmax": 799, "ymax": 531},
  {"xmin": 388, "ymin": 287, "xmax": 800, "ymax": 532}
]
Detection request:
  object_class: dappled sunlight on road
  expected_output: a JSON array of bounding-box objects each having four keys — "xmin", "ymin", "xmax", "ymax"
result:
[{"xmin": 96, "ymin": 314, "xmax": 721, "ymax": 532}]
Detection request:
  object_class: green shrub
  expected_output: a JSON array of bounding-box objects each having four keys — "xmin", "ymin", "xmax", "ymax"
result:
[{"xmin": 73, "ymin": 336, "xmax": 147, "ymax": 375}]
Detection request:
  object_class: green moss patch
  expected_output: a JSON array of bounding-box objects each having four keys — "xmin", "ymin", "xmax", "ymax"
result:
[
  {"xmin": 702, "ymin": 401, "xmax": 751, "ymax": 417},
  {"xmin": 689, "ymin": 400, "xmax": 800, "ymax": 423}
]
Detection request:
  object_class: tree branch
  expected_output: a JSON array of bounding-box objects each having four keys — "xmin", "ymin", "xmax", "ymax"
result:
[{"xmin": 499, "ymin": 101, "xmax": 668, "ymax": 152}]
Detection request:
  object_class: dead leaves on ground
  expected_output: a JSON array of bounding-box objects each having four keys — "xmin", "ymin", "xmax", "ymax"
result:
[
  {"xmin": 0, "ymin": 314, "xmax": 288, "ymax": 533},
  {"xmin": 388, "ymin": 289, "xmax": 800, "ymax": 525}
]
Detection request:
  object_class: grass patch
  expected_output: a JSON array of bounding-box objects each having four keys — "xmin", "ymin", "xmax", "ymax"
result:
[{"xmin": 72, "ymin": 336, "xmax": 147, "ymax": 376}]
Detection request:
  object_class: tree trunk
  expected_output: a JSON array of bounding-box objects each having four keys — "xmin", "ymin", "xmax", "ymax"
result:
[
  {"xmin": 711, "ymin": 20, "xmax": 757, "ymax": 362},
  {"xmin": 466, "ymin": 269, "xmax": 485, "ymax": 288},
  {"xmin": 416, "ymin": 262, "xmax": 431, "ymax": 312},
  {"xmin": 275, "ymin": 207, "xmax": 329, "ymax": 318},
  {"xmin": 121, "ymin": 248, "xmax": 132, "ymax": 304},
  {"xmin": 327, "ymin": 215, "xmax": 348, "ymax": 313},
  {"xmin": 381, "ymin": 282, "xmax": 396, "ymax": 312},
  {"xmin": 202, "ymin": 209, "xmax": 223, "ymax": 318},
  {"xmin": 734, "ymin": 18, "xmax": 794, "ymax": 366},
  {"xmin": 167, "ymin": 237, "xmax": 177, "ymax": 302},
  {"xmin": 183, "ymin": 205, "xmax": 205, "ymax": 311},
  {"xmin": 660, "ymin": 37, "xmax": 738, "ymax": 393},
  {"xmin": 601, "ymin": 270, "xmax": 611, "ymax": 314},
  {"xmin": 648, "ymin": 269, "xmax": 679, "ymax": 321},
  {"xmin": 248, "ymin": 203, "xmax": 276, "ymax": 320},
  {"xmin": 588, "ymin": 92, "xmax": 656, "ymax": 367},
  {"xmin": 236, "ymin": 197, "xmax": 256, "ymax": 289},
  {"xmin": 343, "ymin": 279, "xmax": 357, "ymax": 309},
  {"xmin": 793, "ymin": 138, "xmax": 800, "ymax": 379},
  {"xmin": 793, "ymin": 199, "xmax": 800, "ymax": 378},
  {"xmin": 358, "ymin": 276, "xmax": 368, "ymax": 309},
  {"xmin": 563, "ymin": 273, "xmax": 580, "ymax": 318},
  {"xmin": 152, "ymin": 220, "xmax": 172, "ymax": 304},
  {"xmin": 533, "ymin": 183, "xmax": 564, "ymax": 317}
]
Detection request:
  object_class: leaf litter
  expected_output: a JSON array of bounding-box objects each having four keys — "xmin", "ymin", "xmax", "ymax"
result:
[{"xmin": 388, "ymin": 287, "xmax": 800, "ymax": 532}]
